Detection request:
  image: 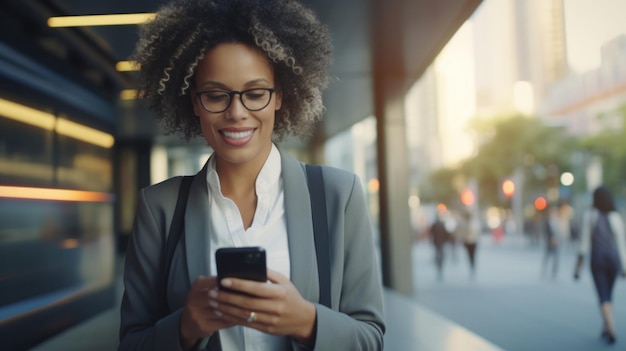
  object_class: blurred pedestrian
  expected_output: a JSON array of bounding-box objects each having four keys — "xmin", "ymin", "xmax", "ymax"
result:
[
  {"xmin": 418, "ymin": 211, "xmax": 452, "ymax": 280},
  {"xmin": 541, "ymin": 205, "xmax": 563, "ymax": 279},
  {"xmin": 456, "ymin": 208, "xmax": 480, "ymax": 278},
  {"xmin": 558, "ymin": 201, "xmax": 573, "ymax": 243},
  {"xmin": 528, "ymin": 212, "xmax": 543, "ymax": 247},
  {"xmin": 446, "ymin": 212, "xmax": 460, "ymax": 264},
  {"xmin": 574, "ymin": 186, "xmax": 626, "ymax": 344}
]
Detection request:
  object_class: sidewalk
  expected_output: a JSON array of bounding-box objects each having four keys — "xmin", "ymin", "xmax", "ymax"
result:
[
  {"xmin": 412, "ymin": 233, "xmax": 626, "ymax": 351},
  {"xmin": 384, "ymin": 289, "xmax": 503, "ymax": 350},
  {"xmin": 30, "ymin": 254, "xmax": 503, "ymax": 351}
]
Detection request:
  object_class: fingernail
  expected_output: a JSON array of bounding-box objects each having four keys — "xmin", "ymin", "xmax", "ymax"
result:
[
  {"xmin": 221, "ymin": 279, "xmax": 232, "ymax": 287},
  {"xmin": 209, "ymin": 300, "xmax": 218, "ymax": 308},
  {"xmin": 209, "ymin": 289, "xmax": 218, "ymax": 298},
  {"xmin": 214, "ymin": 310, "xmax": 222, "ymax": 317}
]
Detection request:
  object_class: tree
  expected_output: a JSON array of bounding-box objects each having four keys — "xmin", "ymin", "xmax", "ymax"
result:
[
  {"xmin": 580, "ymin": 103, "xmax": 626, "ymax": 196},
  {"xmin": 418, "ymin": 167, "xmax": 463, "ymax": 207},
  {"xmin": 468, "ymin": 114, "xmax": 578, "ymax": 206},
  {"xmin": 422, "ymin": 114, "xmax": 578, "ymax": 208}
]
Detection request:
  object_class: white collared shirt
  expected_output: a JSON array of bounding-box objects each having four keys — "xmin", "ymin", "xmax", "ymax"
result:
[{"xmin": 206, "ymin": 144, "xmax": 291, "ymax": 351}]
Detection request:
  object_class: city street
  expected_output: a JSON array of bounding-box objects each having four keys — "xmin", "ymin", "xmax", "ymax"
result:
[{"xmin": 412, "ymin": 233, "xmax": 626, "ymax": 351}]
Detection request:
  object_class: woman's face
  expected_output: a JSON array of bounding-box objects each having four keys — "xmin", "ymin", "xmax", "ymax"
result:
[{"xmin": 192, "ymin": 43, "xmax": 281, "ymax": 168}]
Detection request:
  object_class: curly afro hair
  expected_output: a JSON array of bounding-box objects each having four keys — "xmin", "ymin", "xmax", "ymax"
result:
[{"xmin": 132, "ymin": 0, "xmax": 333, "ymax": 142}]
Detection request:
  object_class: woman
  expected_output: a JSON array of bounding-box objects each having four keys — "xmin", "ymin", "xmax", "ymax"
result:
[
  {"xmin": 575, "ymin": 186, "xmax": 626, "ymax": 344},
  {"xmin": 118, "ymin": 0, "xmax": 385, "ymax": 350}
]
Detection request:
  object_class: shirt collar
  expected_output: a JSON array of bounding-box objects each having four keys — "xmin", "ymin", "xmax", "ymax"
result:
[{"xmin": 206, "ymin": 144, "xmax": 282, "ymax": 197}]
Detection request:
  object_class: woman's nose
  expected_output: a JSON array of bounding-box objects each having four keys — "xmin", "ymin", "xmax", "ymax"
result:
[{"xmin": 225, "ymin": 94, "xmax": 247, "ymax": 120}]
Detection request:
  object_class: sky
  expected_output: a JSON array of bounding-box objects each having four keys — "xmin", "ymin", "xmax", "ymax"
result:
[{"xmin": 564, "ymin": 0, "xmax": 626, "ymax": 73}]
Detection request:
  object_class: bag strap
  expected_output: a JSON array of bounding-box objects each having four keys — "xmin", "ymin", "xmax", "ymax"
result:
[
  {"xmin": 306, "ymin": 164, "xmax": 331, "ymax": 308},
  {"xmin": 159, "ymin": 175, "xmax": 193, "ymax": 318}
]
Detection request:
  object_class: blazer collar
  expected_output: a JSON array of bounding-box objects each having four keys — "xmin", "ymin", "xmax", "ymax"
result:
[
  {"xmin": 184, "ymin": 162, "xmax": 211, "ymax": 286},
  {"xmin": 280, "ymin": 150, "xmax": 318, "ymax": 301},
  {"xmin": 183, "ymin": 149, "xmax": 319, "ymax": 301}
]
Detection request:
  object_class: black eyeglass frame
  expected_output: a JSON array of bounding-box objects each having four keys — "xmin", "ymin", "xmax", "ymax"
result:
[{"xmin": 195, "ymin": 88, "xmax": 276, "ymax": 113}]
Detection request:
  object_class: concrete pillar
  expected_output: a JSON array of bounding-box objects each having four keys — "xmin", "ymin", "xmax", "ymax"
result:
[
  {"xmin": 373, "ymin": 78, "xmax": 414, "ymax": 294},
  {"xmin": 369, "ymin": 0, "xmax": 416, "ymax": 295}
]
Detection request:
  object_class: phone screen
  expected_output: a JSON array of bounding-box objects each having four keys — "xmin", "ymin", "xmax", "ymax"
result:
[{"xmin": 215, "ymin": 246, "xmax": 267, "ymax": 291}]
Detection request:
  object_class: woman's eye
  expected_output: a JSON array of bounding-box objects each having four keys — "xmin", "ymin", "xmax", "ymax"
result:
[
  {"xmin": 204, "ymin": 93, "xmax": 228, "ymax": 101},
  {"xmin": 244, "ymin": 91, "xmax": 267, "ymax": 100}
]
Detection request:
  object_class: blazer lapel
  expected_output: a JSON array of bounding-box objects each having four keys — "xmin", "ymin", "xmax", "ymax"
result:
[
  {"xmin": 184, "ymin": 164, "xmax": 212, "ymax": 285},
  {"xmin": 181, "ymin": 151, "xmax": 319, "ymax": 301},
  {"xmin": 280, "ymin": 149, "xmax": 319, "ymax": 302}
]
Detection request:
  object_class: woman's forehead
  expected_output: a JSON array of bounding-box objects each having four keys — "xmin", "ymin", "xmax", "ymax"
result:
[{"xmin": 195, "ymin": 43, "xmax": 275, "ymax": 86}]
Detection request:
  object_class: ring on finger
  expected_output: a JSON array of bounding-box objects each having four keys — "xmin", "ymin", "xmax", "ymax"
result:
[{"xmin": 246, "ymin": 311, "xmax": 257, "ymax": 323}]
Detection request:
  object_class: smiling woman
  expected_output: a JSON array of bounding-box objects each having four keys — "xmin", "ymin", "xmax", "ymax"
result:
[{"xmin": 119, "ymin": 0, "xmax": 385, "ymax": 350}]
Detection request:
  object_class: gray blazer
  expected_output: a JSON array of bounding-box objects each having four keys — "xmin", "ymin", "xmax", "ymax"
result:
[{"xmin": 119, "ymin": 149, "xmax": 385, "ymax": 350}]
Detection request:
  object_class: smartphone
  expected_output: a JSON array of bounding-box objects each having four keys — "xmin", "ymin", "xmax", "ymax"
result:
[{"xmin": 215, "ymin": 246, "xmax": 267, "ymax": 292}]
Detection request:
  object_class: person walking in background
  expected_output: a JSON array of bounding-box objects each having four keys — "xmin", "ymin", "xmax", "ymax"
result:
[
  {"xmin": 456, "ymin": 208, "xmax": 480, "ymax": 278},
  {"xmin": 541, "ymin": 205, "xmax": 563, "ymax": 279},
  {"xmin": 557, "ymin": 201, "xmax": 574, "ymax": 250},
  {"xmin": 527, "ymin": 212, "xmax": 543, "ymax": 247},
  {"xmin": 417, "ymin": 210, "xmax": 452, "ymax": 281},
  {"xmin": 574, "ymin": 186, "xmax": 626, "ymax": 345},
  {"xmin": 118, "ymin": 1, "xmax": 385, "ymax": 350}
]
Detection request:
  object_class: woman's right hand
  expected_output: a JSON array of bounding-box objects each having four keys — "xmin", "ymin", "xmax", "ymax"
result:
[{"xmin": 179, "ymin": 276, "xmax": 236, "ymax": 349}]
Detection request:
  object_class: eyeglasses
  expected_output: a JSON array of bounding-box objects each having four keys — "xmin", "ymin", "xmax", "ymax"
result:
[{"xmin": 195, "ymin": 88, "xmax": 276, "ymax": 113}]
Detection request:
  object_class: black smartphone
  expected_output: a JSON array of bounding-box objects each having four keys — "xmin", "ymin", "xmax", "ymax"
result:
[{"xmin": 215, "ymin": 246, "xmax": 267, "ymax": 292}]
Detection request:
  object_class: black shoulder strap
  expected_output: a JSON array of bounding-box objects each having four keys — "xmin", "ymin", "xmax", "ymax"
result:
[
  {"xmin": 159, "ymin": 175, "xmax": 193, "ymax": 318},
  {"xmin": 306, "ymin": 164, "xmax": 331, "ymax": 308}
]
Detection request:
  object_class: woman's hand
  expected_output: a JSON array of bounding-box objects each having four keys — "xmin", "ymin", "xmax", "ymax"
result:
[
  {"xmin": 179, "ymin": 276, "xmax": 237, "ymax": 349},
  {"xmin": 210, "ymin": 269, "xmax": 317, "ymax": 346}
]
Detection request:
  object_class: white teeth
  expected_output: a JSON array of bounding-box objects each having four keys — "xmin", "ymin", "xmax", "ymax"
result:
[{"xmin": 221, "ymin": 130, "xmax": 254, "ymax": 139}]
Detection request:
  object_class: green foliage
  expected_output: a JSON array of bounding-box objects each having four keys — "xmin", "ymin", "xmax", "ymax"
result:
[
  {"xmin": 580, "ymin": 103, "xmax": 626, "ymax": 195},
  {"xmin": 466, "ymin": 114, "xmax": 577, "ymax": 206},
  {"xmin": 418, "ymin": 167, "xmax": 462, "ymax": 206},
  {"xmin": 422, "ymin": 103, "xmax": 626, "ymax": 208},
  {"xmin": 423, "ymin": 113, "xmax": 579, "ymax": 208}
]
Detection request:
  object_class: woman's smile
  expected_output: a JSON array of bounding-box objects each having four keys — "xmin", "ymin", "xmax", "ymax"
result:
[{"xmin": 220, "ymin": 127, "xmax": 257, "ymax": 146}]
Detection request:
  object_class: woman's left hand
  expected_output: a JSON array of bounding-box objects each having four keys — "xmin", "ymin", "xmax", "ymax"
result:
[{"xmin": 210, "ymin": 269, "xmax": 317, "ymax": 345}]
